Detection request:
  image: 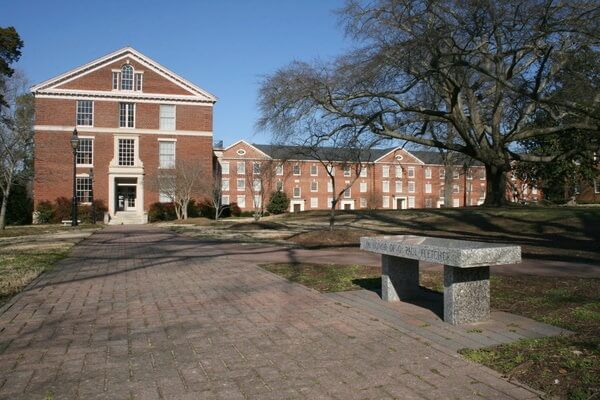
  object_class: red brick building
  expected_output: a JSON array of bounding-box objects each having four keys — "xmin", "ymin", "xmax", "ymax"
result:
[
  {"xmin": 32, "ymin": 47, "xmax": 216, "ymax": 223},
  {"xmin": 215, "ymin": 141, "xmax": 537, "ymax": 212}
]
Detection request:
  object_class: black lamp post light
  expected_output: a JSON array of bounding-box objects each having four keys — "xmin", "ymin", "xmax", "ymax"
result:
[
  {"xmin": 70, "ymin": 128, "xmax": 80, "ymax": 227},
  {"xmin": 89, "ymin": 168, "xmax": 96, "ymax": 224}
]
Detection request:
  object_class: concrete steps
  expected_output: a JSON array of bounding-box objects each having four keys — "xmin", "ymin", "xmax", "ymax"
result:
[{"xmin": 109, "ymin": 212, "xmax": 146, "ymax": 225}]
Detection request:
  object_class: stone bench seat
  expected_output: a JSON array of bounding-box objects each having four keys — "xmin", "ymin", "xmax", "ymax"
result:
[{"xmin": 360, "ymin": 235, "xmax": 521, "ymax": 325}]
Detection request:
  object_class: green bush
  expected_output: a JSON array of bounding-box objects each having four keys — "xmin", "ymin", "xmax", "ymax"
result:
[
  {"xmin": 35, "ymin": 201, "xmax": 54, "ymax": 224},
  {"xmin": 78, "ymin": 200, "xmax": 108, "ymax": 223},
  {"xmin": 239, "ymin": 211, "xmax": 254, "ymax": 217},
  {"xmin": 148, "ymin": 202, "xmax": 177, "ymax": 222},
  {"xmin": 1, "ymin": 183, "xmax": 32, "ymax": 225},
  {"xmin": 229, "ymin": 202, "xmax": 241, "ymax": 217},
  {"xmin": 266, "ymin": 191, "xmax": 289, "ymax": 214}
]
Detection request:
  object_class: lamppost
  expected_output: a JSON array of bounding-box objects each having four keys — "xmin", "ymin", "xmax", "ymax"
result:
[
  {"xmin": 463, "ymin": 162, "xmax": 469, "ymax": 207},
  {"xmin": 70, "ymin": 128, "xmax": 80, "ymax": 227},
  {"xmin": 89, "ymin": 168, "xmax": 96, "ymax": 224}
]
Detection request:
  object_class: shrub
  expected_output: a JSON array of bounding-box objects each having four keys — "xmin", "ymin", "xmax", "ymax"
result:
[
  {"xmin": 148, "ymin": 202, "xmax": 177, "ymax": 222},
  {"xmin": 35, "ymin": 201, "xmax": 54, "ymax": 224},
  {"xmin": 266, "ymin": 191, "xmax": 289, "ymax": 214},
  {"xmin": 229, "ymin": 202, "xmax": 241, "ymax": 217},
  {"xmin": 239, "ymin": 211, "xmax": 254, "ymax": 217},
  {"xmin": 187, "ymin": 199, "xmax": 200, "ymax": 218},
  {"xmin": 78, "ymin": 200, "xmax": 108, "ymax": 223},
  {"xmin": 53, "ymin": 197, "xmax": 72, "ymax": 223},
  {"xmin": 1, "ymin": 183, "xmax": 32, "ymax": 225}
]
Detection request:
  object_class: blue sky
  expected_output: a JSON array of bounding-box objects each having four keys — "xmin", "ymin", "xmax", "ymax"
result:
[{"xmin": 1, "ymin": 0, "xmax": 349, "ymax": 145}]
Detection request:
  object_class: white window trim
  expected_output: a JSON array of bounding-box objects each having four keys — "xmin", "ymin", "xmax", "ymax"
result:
[
  {"xmin": 237, "ymin": 161, "xmax": 245, "ymax": 175},
  {"xmin": 382, "ymin": 165, "xmax": 390, "ymax": 178},
  {"xmin": 237, "ymin": 179, "xmax": 245, "ymax": 191},
  {"xmin": 293, "ymin": 164, "xmax": 301, "ymax": 176},
  {"xmin": 119, "ymin": 102, "xmax": 136, "ymax": 129},
  {"xmin": 408, "ymin": 181, "xmax": 415, "ymax": 193},
  {"xmin": 276, "ymin": 164, "xmax": 284, "ymax": 176},
  {"xmin": 75, "ymin": 173, "xmax": 93, "ymax": 205},
  {"xmin": 293, "ymin": 187, "xmax": 301, "ymax": 198},
  {"xmin": 221, "ymin": 161, "xmax": 230, "ymax": 175},
  {"xmin": 310, "ymin": 180, "xmax": 318, "ymax": 192},
  {"xmin": 76, "ymin": 136, "xmax": 94, "ymax": 167},
  {"xmin": 159, "ymin": 104, "xmax": 177, "ymax": 131},
  {"xmin": 407, "ymin": 167, "xmax": 415, "ymax": 178},
  {"xmin": 158, "ymin": 139, "xmax": 176, "ymax": 169},
  {"xmin": 310, "ymin": 164, "xmax": 318, "ymax": 176},
  {"xmin": 76, "ymin": 100, "xmax": 94, "ymax": 127}
]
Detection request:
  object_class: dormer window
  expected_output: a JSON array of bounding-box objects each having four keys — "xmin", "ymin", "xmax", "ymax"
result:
[{"xmin": 112, "ymin": 63, "xmax": 143, "ymax": 91}]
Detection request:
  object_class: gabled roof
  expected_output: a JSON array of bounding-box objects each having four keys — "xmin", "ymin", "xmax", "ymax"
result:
[
  {"xmin": 31, "ymin": 47, "xmax": 217, "ymax": 103},
  {"xmin": 224, "ymin": 140, "xmax": 272, "ymax": 158}
]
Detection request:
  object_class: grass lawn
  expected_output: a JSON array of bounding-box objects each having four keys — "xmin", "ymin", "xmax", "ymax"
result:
[
  {"xmin": 261, "ymin": 262, "xmax": 599, "ymax": 400},
  {"xmin": 0, "ymin": 224, "xmax": 99, "ymax": 238}
]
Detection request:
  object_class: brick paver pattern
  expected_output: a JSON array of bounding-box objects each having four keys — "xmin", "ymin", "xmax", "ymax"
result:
[{"xmin": 0, "ymin": 226, "xmax": 542, "ymax": 399}]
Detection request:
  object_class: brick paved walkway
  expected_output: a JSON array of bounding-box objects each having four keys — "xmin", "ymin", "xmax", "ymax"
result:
[{"xmin": 0, "ymin": 226, "xmax": 544, "ymax": 399}]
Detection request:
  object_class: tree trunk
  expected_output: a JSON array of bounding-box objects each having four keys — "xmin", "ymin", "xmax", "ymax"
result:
[
  {"xmin": 329, "ymin": 199, "xmax": 337, "ymax": 231},
  {"xmin": 182, "ymin": 200, "xmax": 188, "ymax": 220},
  {"xmin": 0, "ymin": 185, "xmax": 11, "ymax": 230},
  {"xmin": 483, "ymin": 164, "xmax": 509, "ymax": 207}
]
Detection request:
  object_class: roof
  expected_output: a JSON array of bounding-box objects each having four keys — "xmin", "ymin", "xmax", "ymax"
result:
[{"xmin": 251, "ymin": 144, "xmax": 481, "ymax": 165}]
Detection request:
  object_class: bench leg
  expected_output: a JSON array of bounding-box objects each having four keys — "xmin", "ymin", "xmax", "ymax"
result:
[
  {"xmin": 381, "ymin": 255, "xmax": 419, "ymax": 302},
  {"xmin": 443, "ymin": 265, "xmax": 490, "ymax": 325}
]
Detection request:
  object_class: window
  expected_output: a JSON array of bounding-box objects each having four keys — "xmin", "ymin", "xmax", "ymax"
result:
[
  {"xmin": 252, "ymin": 179, "xmax": 261, "ymax": 192},
  {"xmin": 118, "ymin": 139, "xmax": 135, "ymax": 166},
  {"xmin": 158, "ymin": 141, "xmax": 175, "ymax": 169},
  {"xmin": 382, "ymin": 181, "xmax": 389, "ymax": 193},
  {"xmin": 453, "ymin": 198, "xmax": 460, "ymax": 207},
  {"xmin": 467, "ymin": 169, "xmax": 473, "ymax": 180},
  {"xmin": 112, "ymin": 72, "xmax": 120, "ymax": 90},
  {"xmin": 237, "ymin": 179, "xmax": 245, "ymax": 190},
  {"xmin": 425, "ymin": 183, "xmax": 432, "ymax": 194},
  {"xmin": 121, "ymin": 65, "xmax": 133, "ymax": 90},
  {"xmin": 360, "ymin": 198, "xmax": 367, "ymax": 208},
  {"xmin": 310, "ymin": 181, "xmax": 318, "ymax": 192},
  {"xmin": 221, "ymin": 195, "xmax": 230, "ymax": 205},
  {"xmin": 360, "ymin": 168, "xmax": 367, "ymax": 178},
  {"xmin": 425, "ymin": 198, "xmax": 433, "ymax": 208},
  {"xmin": 440, "ymin": 169, "xmax": 446, "ymax": 179},
  {"xmin": 221, "ymin": 161, "xmax": 230, "ymax": 175},
  {"xmin": 394, "ymin": 165, "xmax": 402, "ymax": 178},
  {"xmin": 119, "ymin": 103, "xmax": 135, "ymax": 128},
  {"xmin": 237, "ymin": 161, "xmax": 245, "ymax": 175},
  {"xmin": 310, "ymin": 164, "xmax": 318, "ymax": 176},
  {"xmin": 253, "ymin": 162, "xmax": 261, "ymax": 175},
  {"xmin": 466, "ymin": 182, "xmax": 473, "ymax": 192},
  {"xmin": 480, "ymin": 170, "xmax": 486, "ymax": 180},
  {"xmin": 253, "ymin": 195, "xmax": 262, "ymax": 207},
  {"xmin": 237, "ymin": 195, "xmax": 246, "ymax": 208},
  {"xmin": 532, "ymin": 187, "xmax": 538, "ymax": 195},
  {"xmin": 327, "ymin": 197, "xmax": 333, "ymax": 207},
  {"xmin": 326, "ymin": 165, "xmax": 334, "ymax": 175},
  {"xmin": 344, "ymin": 188, "xmax": 351, "ymax": 198},
  {"xmin": 439, "ymin": 186, "xmax": 445, "ymax": 197},
  {"xmin": 407, "ymin": 181, "xmax": 415, "ymax": 193},
  {"xmin": 453, "ymin": 170, "xmax": 460, "ymax": 179},
  {"xmin": 382, "ymin": 196, "xmax": 390, "ymax": 208},
  {"xmin": 222, "ymin": 179, "xmax": 229, "ymax": 191},
  {"xmin": 407, "ymin": 167, "xmax": 415, "ymax": 178},
  {"xmin": 276, "ymin": 180, "xmax": 283, "ymax": 191},
  {"xmin": 395, "ymin": 181, "xmax": 402, "ymax": 193},
  {"xmin": 76, "ymin": 100, "xmax": 93, "ymax": 126},
  {"xmin": 453, "ymin": 184, "xmax": 460, "ymax": 193},
  {"xmin": 343, "ymin": 166, "xmax": 351, "ymax": 177},
  {"xmin": 382, "ymin": 165, "xmax": 390, "ymax": 178},
  {"xmin": 408, "ymin": 196, "xmax": 415, "ymax": 208},
  {"xmin": 425, "ymin": 168, "xmax": 432, "ymax": 179},
  {"xmin": 327, "ymin": 180, "xmax": 333, "ymax": 192},
  {"xmin": 159, "ymin": 105, "xmax": 176, "ymax": 131},
  {"xmin": 293, "ymin": 187, "xmax": 301, "ymax": 198},
  {"xmin": 595, "ymin": 179, "xmax": 600, "ymax": 194},
  {"xmin": 310, "ymin": 197, "xmax": 318, "ymax": 208},
  {"xmin": 76, "ymin": 176, "xmax": 92, "ymax": 203},
  {"xmin": 159, "ymin": 190, "xmax": 170, "ymax": 203},
  {"xmin": 276, "ymin": 164, "xmax": 283, "ymax": 176},
  {"xmin": 135, "ymin": 73, "xmax": 143, "ymax": 91},
  {"xmin": 293, "ymin": 164, "xmax": 301, "ymax": 175},
  {"xmin": 360, "ymin": 182, "xmax": 367, "ymax": 193},
  {"xmin": 76, "ymin": 138, "xmax": 93, "ymax": 166}
]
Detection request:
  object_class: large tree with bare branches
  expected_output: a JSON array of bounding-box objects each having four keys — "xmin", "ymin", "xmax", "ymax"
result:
[{"xmin": 258, "ymin": 0, "xmax": 600, "ymax": 206}]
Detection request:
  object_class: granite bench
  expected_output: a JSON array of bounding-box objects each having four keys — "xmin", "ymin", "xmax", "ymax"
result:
[{"xmin": 360, "ymin": 235, "xmax": 521, "ymax": 325}]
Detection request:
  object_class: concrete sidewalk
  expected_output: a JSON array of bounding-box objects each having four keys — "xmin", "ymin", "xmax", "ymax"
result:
[{"xmin": 0, "ymin": 226, "xmax": 549, "ymax": 399}]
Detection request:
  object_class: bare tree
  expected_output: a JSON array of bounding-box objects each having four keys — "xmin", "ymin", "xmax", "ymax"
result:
[
  {"xmin": 207, "ymin": 174, "xmax": 228, "ymax": 221},
  {"xmin": 245, "ymin": 159, "xmax": 279, "ymax": 221},
  {"xmin": 258, "ymin": 0, "xmax": 600, "ymax": 206},
  {"xmin": 148, "ymin": 160, "xmax": 209, "ymax": 220},
  {"xmin": 0, "ymin": 71, "xmax": 33, "ymax": 229}
]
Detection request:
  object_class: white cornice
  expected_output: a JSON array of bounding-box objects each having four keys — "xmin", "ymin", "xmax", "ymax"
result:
[
  {"xmin": 35, "ymin": 125, "xmax": 213, "ymax": 137},
  {"xmin": 35, "ymin": 90, "xmax": 214, "ymax": 106}
]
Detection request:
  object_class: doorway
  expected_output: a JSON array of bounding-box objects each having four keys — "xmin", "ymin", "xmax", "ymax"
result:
[
  {"xmin": 293, "ymin": 203, "xmax": 301, "ymax": 213},
  {"xmin": 115, "ymin": 178, "xmax": 137, "ymax": 212},
  {"xmin": 396, "ymin": 198, "xmax": 405, "ymax": 209}
]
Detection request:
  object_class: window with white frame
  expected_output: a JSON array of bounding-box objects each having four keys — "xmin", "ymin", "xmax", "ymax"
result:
[
  {"xmin": 425, "ymin": 183, "xmax": 432, "ymax": 194},
  {"xmin": 467, "ymin": 169, "xmax": 473, "ymax": 180},
  {"xmin": 221, "ymin": 195, "xmax": 230, "ymax": 205},
  {"xmin": 119, "ymin": 103, "xmax": 135, "ymax": 128},
  {"xmin": 253, "ymin": 162, "xmax": 261, "ymax": 174},
  {"xmin": 135, "ymin": 73, "xmax": 143, "ymax": 91},
  {"xmin": 159, "ymin": 105, "xmax": 176, "ymax": 131},
  {"xmin": 467, "ymin": 182, "xmax": 473, "ymax": 193},
  {"xmin": 276, "ymin": 180, "xmax": 283, "ymax": 191},
  {"xmin": 293, "ymin": 187, "xmax": 301, "ymax": 198},
  {"xmin": 76, "ymin": 100, "xmax": 93, "ymax": 126},
  {"xmin": 440, "ymin": 169, "xmax": 446, "ymax": 179},
  {"xmin": 382, "ymin": 165, "xmax": 390, "ymax": 178},
  {"xmin": 159, "ymin": 190, "xmax": 170, "ymax": 203},
  {"xmin": 425, "ymin": 198, "xmax": 432, "ymax": 208},
  {"xmin": 276, "ymin": 163, "xmax": 283, "ymax": 175},
  {"xmin": 343, "ymin": 166, "xmax": 351, "ymax": 177},
  {"xmin": 344, "ymin": 188, "xmax": 351, "ymax": 198},
  {"xmin": 453, "ymin": 198, "xmax": 460, "ymax": 207},
  {"xmin": 453, "ymin": 184, "xmax": 459, "ymax": 193},
  {"xmin": 121, "ymin": 64, "xmax": 134, "ymax": 90},
  {"xmin": 327, "ymin": 197, "xmax": 333, "ymax": 207},
  {"xmin": 118, "ymin": 139, "xmax": 135, "ymax": 166},
  {"xmin": 395, "ymin": 181, "xmax": 402, "ymax": 193},
  {"xmin": 237, "ymin": 179, "xmax": 245, "ymax": 190},
  {"xmin": 237, "ymin": 161, "xmax": 245, "ymax": 175},
  {"xmin": 222, "ymin": 179, "xmax": 229, "ymax": 191},
  {"xmin": 253, "ymin": 179, "xmax": 261, "ymax": 192},
  {"xmin": 595, "ymin": 179, "xmax": 600, "ymax": 193},
  {"xmin": 76, "ymin": 138, "xmax": 93, "ymax": 166},
  {"xmin": 395, "ymin": 165, "xmax": 402, "ymax": 178},
  {"xmin": 453, "ymin": 170, "xmax": 460, "ymax": 179},
  {"xmin": 382, "ymin": 196, "xmax": 390, "ymax": 208},
  {"xmin": 310, "ymin": 164, "xmax": 318, "ymax": 176},
  {"xmin": 360, "ymin": 182, "xmax": 367, "ymax": 193},
  {"xmin": 158, "ymin": 140, "xmax": 175, "ymax": 169},
  {"xmin": 425, "ymin": 168, "xmax": 432, "ymax": 179},
  {"xmin": 326, "ymin": 165, "xmax": 334, "ymax": 175},
  {"xmin": 360, "ymin": 167, "xmax": 367, "ymax": 177},
  {"xmin": 408, "ymin": 181, "xmax": 415, "ymax": 193},
  {"xmin": 439, "ymin": 186, "xmax": 445, "ymax": 197},
  {"xmin": 310, "ymin": 197, "xmax": 318, "ymax": 208},
  {"xmin": 112, "ymin": 71, "xmax": 120, "ymax": 90},
  {"xmin": 407, "ymin": 167, "xmax": 415, "ymax": 178},
  {"xmin": 221, "ymin": 161, "xmax": 230, "ymax": 175},
  {"xmin": 310, "ymin": 180, "xmax": 318, "ymax": 192},
  {"xmin": 360, "ymin": 198, "xmax": 367, "ymax": 208},
  {"xmin": 253, "ymin": 195, "xmax": 262, "ymax": 207},
  {"xmin": 480, "ymin": 170, "xmax": 486, "ymax": 180},
  {"xmin": 327, "ymin": 180, "xmax": 333, "ymax": 192},
  {"xmin": 382, "ymin": 180, "xmax": 389, "ymax": 193},
  {"xmin": 293, "ymin": 164, "xmax": 301, "ymax": 175},
  {"xmin": 408, "ymin": 196, "xmax": 415, "ymax": 208},
  {"xmin": 76, "ymin": 176, "xmax": 92, "ymax": 203},
  {"xmin": 532, "ymin": 187, "xmax": 538, "ymax": 195},
  {"xmin": 237, "ymin": 195, "xmax": 246, "ymax": 208}
]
